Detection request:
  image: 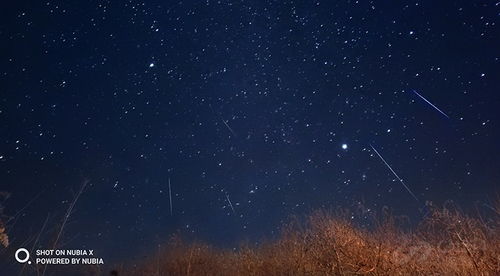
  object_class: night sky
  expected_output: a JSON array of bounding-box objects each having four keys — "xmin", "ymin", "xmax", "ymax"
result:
[{"xmin": 1, "ymin": 0, "xmax": 499, "ymax": 264}]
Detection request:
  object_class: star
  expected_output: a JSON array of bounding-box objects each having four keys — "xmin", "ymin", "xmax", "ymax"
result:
[{"xmin": 341, "ymin": 144, "xmax": 348, "ymax": 150}]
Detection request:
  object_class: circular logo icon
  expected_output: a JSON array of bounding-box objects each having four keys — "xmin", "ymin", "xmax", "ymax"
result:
[{"xmin": 15, "ymin": 248, "xmax": 31, "ymax": 264}]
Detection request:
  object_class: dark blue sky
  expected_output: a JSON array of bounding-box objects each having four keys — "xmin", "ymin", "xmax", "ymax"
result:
[{"xmin": 1, "ymin": 0, "xmax": 498, "ymax": 266}]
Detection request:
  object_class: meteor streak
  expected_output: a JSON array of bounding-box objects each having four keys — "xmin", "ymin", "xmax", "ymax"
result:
[
  {"xmin": 226, "ymin": 194, "xmax": 236, "ymax": 214},
  {"xmin": 168, "ymin": 178, "xmax": 173, "ymax": 216},
  {"xmin": 221, "ymin": 118, "xmax": 237, "ymax": 137},
  {"xmin": 209, "ymin": 104, "xmax": 237, "ymax": 137},
  {"xmin": 370, "ymin": 144, "xmax": 419, "ymax": 202},
  {"xmin": 411, "ymin": 90, "xmax": 449, "ymax": 119}
]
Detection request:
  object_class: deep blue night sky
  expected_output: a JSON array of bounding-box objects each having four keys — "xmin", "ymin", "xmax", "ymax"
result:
[{"xmin": 1, "ymin": 0, "xmax": 499, "ymax": 266}]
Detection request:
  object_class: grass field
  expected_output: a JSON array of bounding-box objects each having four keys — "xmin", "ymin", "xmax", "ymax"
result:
[{"xmin": 114, "ymin": 202, "xmax": 499, "ymax": 275}]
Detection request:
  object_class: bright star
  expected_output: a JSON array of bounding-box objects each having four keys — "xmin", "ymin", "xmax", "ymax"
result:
[{"xmin": 341, "ymin": 144, "xmax": 348, "ymax": 150}]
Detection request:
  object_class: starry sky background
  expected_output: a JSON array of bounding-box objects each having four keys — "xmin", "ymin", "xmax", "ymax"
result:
[{"xmin": 1, "ymin": 0, "xmax": 499, "ymax": 265}]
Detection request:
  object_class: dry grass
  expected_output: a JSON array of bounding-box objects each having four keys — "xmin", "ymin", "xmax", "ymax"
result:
[
  {"xmin": 117, "ymin": 203, "xmax": 499, "ymax": 276},
  {"xmin": 0, "ymin": 191, "xmax": 11, "ymax": 248}
]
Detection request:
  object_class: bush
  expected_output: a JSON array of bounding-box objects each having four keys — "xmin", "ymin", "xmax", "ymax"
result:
[{"xmin": 115, "ymin": 203, "xmax": 500, "ymax": 275}]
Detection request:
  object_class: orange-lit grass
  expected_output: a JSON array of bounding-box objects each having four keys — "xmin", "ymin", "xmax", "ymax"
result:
[{"xmin": 119, "ymin": 204, "xmax": 499, "ymax": 275}]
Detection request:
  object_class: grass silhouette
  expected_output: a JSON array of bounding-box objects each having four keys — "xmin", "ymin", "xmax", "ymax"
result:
[{"xmin": 115, "ymin": 202, "xmax": 499, "ymax": 275}]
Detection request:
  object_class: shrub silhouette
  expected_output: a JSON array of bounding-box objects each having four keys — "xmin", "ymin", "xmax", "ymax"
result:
[{"xmin": 116, "ymin": 203, "xmax": 499, "ymax": 275}]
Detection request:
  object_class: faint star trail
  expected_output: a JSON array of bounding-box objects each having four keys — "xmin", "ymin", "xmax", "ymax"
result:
[
  {"xmin": 209, "ymin": 104, "xmax": 237, "ymax": 137},
  {"xmin": 221, "ymin": 118, "xmax": 237, "ymax": 137},
  {"xmin": 370, "ymin": 144, "xmax": 419, "ymax": 202},
  {"xmin": 411, "ymin": 90, "xmax": 450, "ymax": 119},
  {"xmin": 225, "ymin": 194, "xmax": 236, "ymax": 214},
  {"xmin": 168, "ymin": 177, "xmax": 173, "ymax": 216}
]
